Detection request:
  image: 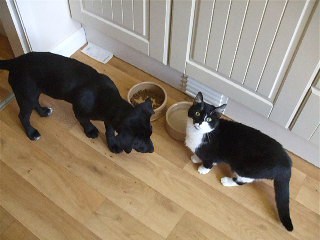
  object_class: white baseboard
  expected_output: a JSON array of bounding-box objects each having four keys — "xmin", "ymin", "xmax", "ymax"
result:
[
  {"xmin": 84, "ymin": 27, "xmax": 319, "ymax": 168},
  {"xmin": 51, "ymin": 27, "xmax": 87, "ymax": 57}
]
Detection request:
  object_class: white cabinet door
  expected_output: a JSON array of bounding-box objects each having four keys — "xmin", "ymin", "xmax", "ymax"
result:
[
  {"xmin": 269, "ymin": 1, "xmax": 319, "ymax": 128},
  {"xmin": 291, "ymin": 85, "xmax": 320, "ymax": 147},
  {"xmin": 69, "ymin": 0, "xmax": 171, "ymax": 64},
  {"xmin": 170, "ymin": 0, "xmax": 316, "ymax": 117}
]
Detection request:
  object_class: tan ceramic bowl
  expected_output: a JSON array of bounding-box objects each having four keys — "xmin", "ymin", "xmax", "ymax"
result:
[
  {"xmin": 166, "ymin": 101, "xmax": 192, "ymax": 141},
  {"xmin": 127, "ymin": 82, "xmax": 167, "ymax": 121}
]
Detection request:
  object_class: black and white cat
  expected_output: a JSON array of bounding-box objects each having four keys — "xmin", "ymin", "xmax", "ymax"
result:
[{"xmin": 185, "ymin": 92, "xmax": 293, "ymax": 231}]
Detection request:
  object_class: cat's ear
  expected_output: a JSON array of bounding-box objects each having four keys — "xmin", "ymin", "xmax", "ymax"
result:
[
  {"xmin": 194, "ymin": 92, "xmax": 203, "ymax": 105},
  {"xmin": 213, "ymin": 104, "xmax": 227, "ymax": 118}
]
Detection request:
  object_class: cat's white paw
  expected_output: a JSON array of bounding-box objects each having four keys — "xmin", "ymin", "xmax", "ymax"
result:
[
  {"xmin": 221, "ymin": 177, "xmax": 238, "ymax": 187},
  {"xmin": 198, "ymin": 165, "xmax": 211, "ymax": 174},
  {"xmin": 191, "ymin": 155, "xmax": 202, "ymax": 164}
]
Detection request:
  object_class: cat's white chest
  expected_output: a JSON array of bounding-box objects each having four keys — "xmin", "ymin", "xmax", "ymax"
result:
[{"xmin": 185, "ymin": 118, "xmax": 205, "ymax": 153}]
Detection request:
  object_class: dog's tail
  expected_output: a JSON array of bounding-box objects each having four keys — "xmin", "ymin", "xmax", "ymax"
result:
[
  {"xmin": 274, "ymin": 167, "xmax": 293, "ymax": 231},
  {"xmin": 0, "ymin": 59, "xmax": 14, "ymax": 71}
]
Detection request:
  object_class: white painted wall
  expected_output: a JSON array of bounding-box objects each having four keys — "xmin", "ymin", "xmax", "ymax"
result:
[{"xmin": 15, "ymin": 0, "xmax": 82, "ymax": 52}]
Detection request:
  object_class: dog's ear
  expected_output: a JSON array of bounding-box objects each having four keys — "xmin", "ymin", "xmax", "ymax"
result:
[{"xmin": 139, "ymin": 98, "xmax": 155, "ymax": 115}]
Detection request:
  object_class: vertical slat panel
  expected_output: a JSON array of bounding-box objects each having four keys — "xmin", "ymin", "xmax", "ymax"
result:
[
  {"xmin": 218, "ymin": 0, "xmax": 248, "ymax": 77},
  {"xmin": 244, "ymin": 0, "xmax": 287, "ymax": 92},
  {"xmin": 92, "ymin": 0, "xmax": 103, "ymax": 17},
  {"xmin": 83, "ymin": 0, "xmax": 103, "ymax": 17},
  {"xmin": 144, "ymin": 0, "xmax": 149, "ymax": 38},
  {"xmin": 82, "ymin": 0, "xmax": 94, "ymax": 13},
  {"xmin": 205, "ymin": 0, "xmax": 230, "ymax": 71},
  {"xmin": 101, "ymin": 0, "xmax": 113, "ymax": 21},
  {"xmin": 269, "ymin": 1, "xmax": 319, "ymax": 127},
  {"xmin": 230, "ymin": 0, "xmax": 266, "ymax": 84},
  {"xmin": 191, "ymin": 0, "xmax": 215, "ymax": 64},
  {"xmin": 112, "ymin": 0, "xmax": 123, "ymax": 24},
  {"xmin": 122, "ymin": 0, "xmax": 134, "ymax": 30},
  {"xmin": 133, "ymin": 0, "xmax": 144, "ymax": 36},
  {"xmin": 169, "ymin": 0, "xmax": 194, "ymax": 73},
  {"xmin": 149, "ymin": 0, "xmax": 170, "ymax": 63},
  {"xmin": 257, "ymin": 0, "xmax": 306, "ymax": 98}
]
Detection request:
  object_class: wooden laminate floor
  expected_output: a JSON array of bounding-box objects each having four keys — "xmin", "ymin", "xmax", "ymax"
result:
[{"xmin": 0, "ymin": 35, "xmax": 319, "ymax": 240}]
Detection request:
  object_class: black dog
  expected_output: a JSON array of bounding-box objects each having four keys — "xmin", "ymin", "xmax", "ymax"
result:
[{"xmin": 0, "ymin": 52, "xmax": 154, "ymax": 153}]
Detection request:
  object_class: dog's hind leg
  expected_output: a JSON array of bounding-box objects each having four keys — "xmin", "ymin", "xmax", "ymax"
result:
[
  {"xmin": 14, "ymin": 94, "xmax": 41, "ymax": 140},
  {"xmin": 34, "ymin": 100, "xmax": 53, "ymax": 117},
  {"xmin": 9, "ymin": 74, "xmax": 42, "ymax": 140}
]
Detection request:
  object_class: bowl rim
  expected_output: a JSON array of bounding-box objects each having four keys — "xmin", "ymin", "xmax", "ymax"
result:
[
  {"xmin": 127, "ymin": 81, "xmax": 168, "ymax": 111},
  {"xmin": 166, "ymin": 101, "xmax": 192, "ymax": 132}
]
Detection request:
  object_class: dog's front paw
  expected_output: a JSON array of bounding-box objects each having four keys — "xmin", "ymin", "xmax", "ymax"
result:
[
  {"xmin": 27, "ymin": 129, "xmax": 41, "ymax": 141},
  {"xmin": 109, "ymin": 144, "xmax": 123, "ymax": 153},
  {"xmin": 85, "ymin": 127, "xmax": 99, "ymax": 138},
  {"xmin": 198, "ymin": 165, "xmax": 211, "ymax": 174}
]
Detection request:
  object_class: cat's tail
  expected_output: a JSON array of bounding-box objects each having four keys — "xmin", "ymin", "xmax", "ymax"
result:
[
  {"xmin": 0, "ymin": 59, "xmax": 14, "ymax": 71},
  {"xmin": 274, "ymin": 169, "xmax": 293, "ymax": 231}
]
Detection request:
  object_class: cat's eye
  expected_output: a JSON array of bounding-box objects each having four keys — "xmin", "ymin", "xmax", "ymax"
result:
[
  {"xmin": 195, "ymin": 112, "xmax": 200, "ymax": 116},
  {"xmin": 206, "ymin": 117, "xmax": 212, "ymax": 122}
]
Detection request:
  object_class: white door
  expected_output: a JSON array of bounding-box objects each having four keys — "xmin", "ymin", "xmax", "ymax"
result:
[
  {"xmin": 170, "ymin": 0, "xmax": 317, "ymax": 117},
  {"xmin": 69, "ymin": 0, "xmax": 171, "ymax": 64}
]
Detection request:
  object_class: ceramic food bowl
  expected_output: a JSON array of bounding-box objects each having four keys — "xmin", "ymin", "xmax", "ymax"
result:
[
  {"xmin": 128, "ymin": 81, "xmax": 167, "ymax": 121},
  {"xmin": 166, "ymin": 101, "xmax": 192, "ymax": 141}
]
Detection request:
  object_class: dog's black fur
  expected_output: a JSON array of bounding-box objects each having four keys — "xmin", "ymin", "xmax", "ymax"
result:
[{"xmin": 0, "ymin": 52, "xmax": 154, "ymax": 154}]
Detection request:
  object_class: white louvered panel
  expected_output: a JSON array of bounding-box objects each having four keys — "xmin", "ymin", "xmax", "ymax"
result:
[
  {"xmin": 230, "ymin": 0, "xmax": 267, "ymax": 84},
  {"xmin": 122, "ymin": 0, "xmax": 134, "ymax": 31},
  {"xmin": 191, "ymin": 0, "xmax": 215, "ymax": 64},
  {"xmin": 82, "ymin": 0, "xmax": 94, "ymax": 13},
  {"xmin": 257, "ymin": 0, "xmax": 306, "ymax": 99},
  {"xmin": 185, "ymin": 78, "xmax": 228, "ymax": 107},
  {"xmin": 133, "ymin": 0, "xmax": 144, "ymax": 36},
  {"xmin": 187, "ymin": 0, "xmax": 308, "ymax": 102},
  {"xmin": 92, "ymin": 0, "xmax": 103, "ymax": 17},
  {"xmin": 143, "ymin": 0, "xmax": 149, "ymax": 38},
  {"xmin": 83, "ymin": 0, "xmax": 103, "ymax": 18},
  {"xmin": 269, "ymin": 1, "xmax": 319, "ymax": 127},
  {"xmin": 205, "ymin": 0, "xmax": 231, "ymax": 71},
  {"xmin": 243, "ymin": 0, "xmax": 287, "ymax": 92},
  {"xmin": 218, "ymin": 0, "xmax": 249, "ymax": 77},
  {"xmin": 112, "ymin": 0, "xmax": 122, "ymax": 25},
  {"xmin": 81, "ymin": 0, "xmax": 148, "ymax": 38},
  {"xmin": 101, "ymin": 0, "xmax": 112, "ymax": 21}
]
